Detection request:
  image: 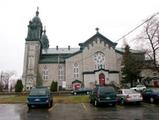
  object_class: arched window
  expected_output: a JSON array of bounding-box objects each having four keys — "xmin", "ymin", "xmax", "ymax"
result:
[
  {"xmin": 43, "ymin": 65, "xmax": 48, "ymax": 80},
  {"xmin": 58, "ymin": 65, "xmax": 64, "ymax": 81},
  {"xmin": 93, "ymin": 51, "xmax": 105, "ymax": 69},
  {"xmin": 73, "ymin": 63, "xmax": 79, "ymax": 79}
]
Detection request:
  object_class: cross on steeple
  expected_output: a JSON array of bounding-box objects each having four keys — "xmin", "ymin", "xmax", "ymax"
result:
[
  {"xmin": 96, "ymin": 27, "xmax": 99, "ymax": 33},
  {"xmin": 36, "ymin": 7, "xmax": 39, "ymax": 16},
  {"xmin": 44, "ymin": 26, "xmax": 46, "ymax": 34}
]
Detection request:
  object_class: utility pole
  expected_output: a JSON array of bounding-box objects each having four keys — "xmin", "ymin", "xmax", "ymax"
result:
[{"xmin": 57, "ymin": 54, "xmax": 60, "ymax": 91}]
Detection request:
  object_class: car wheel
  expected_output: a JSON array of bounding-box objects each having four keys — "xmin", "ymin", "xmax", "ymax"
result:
[
  {"xmin": 94, "ymin": 100, "xmax": 99, "ymax": 107},
  {"xmin": 27, "ymin": 104, "xmax": 31, "ymax": 109},
  {"xmin": 111, "ymin": 103, "xmax": 116, "ymax": 107},
  {"xmin": 89, "ymin": 99, "xmax": 93, "ymax": 104},
  {"xmin": 150, "ymin": 97, "xmax": 154, "ymax": 103},
  {"xmin": 50, "ymin": 100, "xmax": 53, "ymax": 107},
  {"xmin": 47, "ymin": 101, "xmax": 51, "ymax": 108}
]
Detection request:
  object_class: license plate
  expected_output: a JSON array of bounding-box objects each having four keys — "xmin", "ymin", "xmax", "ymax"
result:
[
  {"xmin": 34, "ymin": 98, "xmax": 40, "ymax": 101},
  {"xmin": 106, "ymin": 97, "xmax": 111, "ymax": 100}
]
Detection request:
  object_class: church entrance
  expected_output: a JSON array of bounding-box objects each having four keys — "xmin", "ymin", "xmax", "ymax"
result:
[{"xmin": 99, "ymin": 73, "xmax": 105, "ymax": 85}]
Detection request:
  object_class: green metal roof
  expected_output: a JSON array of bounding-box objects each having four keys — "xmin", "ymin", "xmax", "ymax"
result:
[{"xmin": 39, "ymin": 54, "xmax": 71, "ymax": 64}]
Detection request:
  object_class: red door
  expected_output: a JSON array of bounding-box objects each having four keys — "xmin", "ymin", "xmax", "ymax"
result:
[
  {"xmin": 99, "ymin": 73, "xmax": 105, "ymax": 85},
  {"xmin": 154, "ymin": 81, "xmax": 158, "ymax": 87}
]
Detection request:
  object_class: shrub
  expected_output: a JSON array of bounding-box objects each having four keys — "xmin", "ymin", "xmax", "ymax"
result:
[
  {"xmin": 50, "ymin": 81, "xmax": 58, "ymax": 92},
  {"xmin": 15, "ymin": 79, "xmax": 23, "ymax": 92}
]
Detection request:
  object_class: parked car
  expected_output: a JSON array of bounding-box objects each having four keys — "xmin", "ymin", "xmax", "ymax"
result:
[
  {"xmin": 117, "ymin": 89, "xmax": 143, "ymax": 104},
  {"xmin": 27, "ymin": 87, "xmax": 53, "ymax": 108},
  {"xmin": 89, "ymin": 85, "xmax": 117, "ymax": 107},
  {"xmin": 142, "ymin": 88, "xmax": 159, "ymax": 103},
  {"xmin": 130, "ymin": 85, "xmax": 146, "ymax": 92},
  {"xmin": 71, "ymin": 88, "xmax": 92, "ymax": 95}
]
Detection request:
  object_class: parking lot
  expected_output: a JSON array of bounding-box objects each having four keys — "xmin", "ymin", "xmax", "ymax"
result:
[{"xmin": 0, "ymin": 103, "xmax": 159, "ymax": 120}]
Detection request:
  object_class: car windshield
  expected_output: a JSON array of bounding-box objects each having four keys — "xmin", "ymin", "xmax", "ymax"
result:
[
  {"xmin": 30, "ymin": 89, "xmax": 47, "ymax": 96},
  {"xmin": 99, "ymin": 86, "xmax": 115, "ymax": 93},
  {"xmin": 123, "ymin": 89, "xmax": 137, "ymax": 94},
  {"xmin": 137, "ymin": 85, "xmax": 144, "ymax": 87},
  {"xmin": 152, "ymin": 88, "xmax": 159, "ymax": 93}
]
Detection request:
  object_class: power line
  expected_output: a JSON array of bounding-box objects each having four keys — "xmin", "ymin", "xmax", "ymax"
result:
[
  {"xmin": 115, "ymin": 12, "xmax": 159, "ymax": 42},
  {"xmin": 54, "ymin": 12, "xmax": 159, "ymax": 69}
]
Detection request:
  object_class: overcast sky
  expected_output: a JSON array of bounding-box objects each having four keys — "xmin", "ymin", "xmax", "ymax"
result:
[{"xmin": 0, "ymin": 0, "xmax": 159, "ymax": 77}]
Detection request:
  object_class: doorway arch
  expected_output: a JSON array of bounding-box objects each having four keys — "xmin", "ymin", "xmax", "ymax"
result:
[{"xmin": 99, "ymin": 73, "xmax": 105, "ymax": 85}]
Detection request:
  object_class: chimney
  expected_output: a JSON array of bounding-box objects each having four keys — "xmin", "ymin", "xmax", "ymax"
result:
[
  {"xmin": 68, "ymin": 45, "xmax": 70, "ymax": 50},
  {"xmin": 56, "ymin": 45, "xmax": 58, "ymax": 50}
]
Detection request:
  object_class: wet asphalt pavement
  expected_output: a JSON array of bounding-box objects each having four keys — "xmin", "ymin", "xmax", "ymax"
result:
[{"xmin": 0, "ymin": 103, "xmax": 159, "ymax": 120}]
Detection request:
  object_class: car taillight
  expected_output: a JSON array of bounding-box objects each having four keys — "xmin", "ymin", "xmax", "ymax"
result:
[{"xmin": 140, "ymin": 94, "xmax": 143, "ymax": 99}]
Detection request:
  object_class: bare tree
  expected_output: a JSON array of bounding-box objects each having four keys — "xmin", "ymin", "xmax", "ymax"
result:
[
  {"xmin": 136, "ymin": 16, "xmax": 159, "ymax": 70},
  {"xmin": 0, "ymin": 71, "xmax": 16, "ymax": 91}
]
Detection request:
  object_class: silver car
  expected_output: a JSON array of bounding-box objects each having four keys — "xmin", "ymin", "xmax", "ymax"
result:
[
  {"xmin": 130, "ymin": 85, "xmax": 146, "ymax": 91},
  {"xmin": 117, "ymin": 89, "xmax": 143, "ymax": 104}
]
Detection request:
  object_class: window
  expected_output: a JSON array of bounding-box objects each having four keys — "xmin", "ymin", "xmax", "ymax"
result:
[
  {"xmin": 58, "ymin": 65, "xmax": 64, "ymax": 81},
  {"xmin": 43, "ymin": 65, "xmax": 48, "ymax": 80},
  {"xmin": 93, "ymin": 51, "xmax": 105, "ymax": 69},
  {"xmin": 73, "ymin": 63, "xmax": 79, "ymax": 79}
]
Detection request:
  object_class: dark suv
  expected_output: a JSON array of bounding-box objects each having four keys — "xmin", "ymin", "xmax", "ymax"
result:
[
  {"xmin": 27, "ymin": 87, "xmax": 53, "ymax": 108},
  {"xmin": 89, "ymin": 85, "xmax": 117, "ymax": 106}
]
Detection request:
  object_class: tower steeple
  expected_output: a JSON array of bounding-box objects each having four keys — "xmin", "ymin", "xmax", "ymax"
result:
[
  {"xmin": 26, "ymin": 7, "xmax": 43, "ymax": 41},
  {"xmin": 40, "ymin": 26, "xmax": 49, "ymax": 49},
  {"xmin": 23, "ymin": 8, "xmax": 43, "ymax": 91}
]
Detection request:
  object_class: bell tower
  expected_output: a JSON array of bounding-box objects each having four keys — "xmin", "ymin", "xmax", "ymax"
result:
[{"xmin": 22, "ymin": 8, "xmax": 43, "ymax": 91}]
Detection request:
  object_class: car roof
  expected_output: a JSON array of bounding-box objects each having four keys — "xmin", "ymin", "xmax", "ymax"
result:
[
  {"xmin": 136, "ymin": 85, "xmax": 145, "ymax": 87},
  {"xmin": 31, "ymin": 86, "xmax": 49, "ymax": 91},
  {"xmin": 120, "ymin": 89, "xmax": 135, "ymax": 92}
]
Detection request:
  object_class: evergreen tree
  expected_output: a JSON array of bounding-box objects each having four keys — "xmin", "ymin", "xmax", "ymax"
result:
[
  {"xmin": 50, "ymin": 81, "xmax": 58, "ymax": 92},
  {"xmin": 121, "ymin": 45, "xmax": 142, "ymax": 87},
  {"xmin": 15, "ymin": 79, "xmax": 23, "ymax": 92}
]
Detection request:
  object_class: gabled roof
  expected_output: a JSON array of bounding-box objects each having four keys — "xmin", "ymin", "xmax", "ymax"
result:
[{"xmin": 79, "ymin": 32, "xmax": 117, "ymax": 50}]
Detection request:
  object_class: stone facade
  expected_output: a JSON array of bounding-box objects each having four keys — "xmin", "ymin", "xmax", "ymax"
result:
[
  {"xmin": 22, "ymin": 41, "xmax": 41, "ymax": 90},
  {"xmin": 22, "ymin": 10, "xmax": 144, "ymax": 91}
]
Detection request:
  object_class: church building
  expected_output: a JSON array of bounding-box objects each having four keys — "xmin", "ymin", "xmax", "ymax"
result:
[{"xmin": 22, "ymin": 9, "xmax": 144, "ymax": 91}]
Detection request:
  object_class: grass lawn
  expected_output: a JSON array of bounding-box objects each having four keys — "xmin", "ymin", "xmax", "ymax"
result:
[
  {"xmin": 0, "ymin": 95, "xmax": 27, "ymax": 104},
  {"xmin": 54, "ymin": 95, "xmax": 89, "ymax": 104},
  {"xmin": 0, "ymin": 95, "xmax": 89, "ymax": 104}
]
